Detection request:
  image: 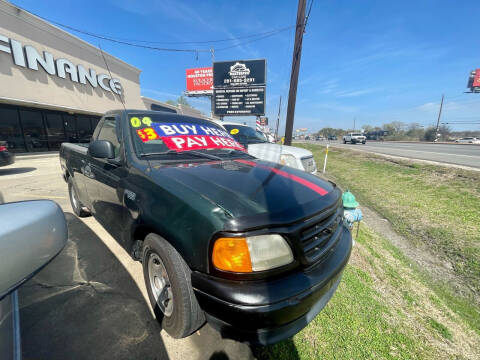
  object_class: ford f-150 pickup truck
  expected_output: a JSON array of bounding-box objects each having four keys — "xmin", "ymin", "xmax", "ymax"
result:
[{"xmin": 59, "ymin": 110, "xmax": 352, "ymax": 345}]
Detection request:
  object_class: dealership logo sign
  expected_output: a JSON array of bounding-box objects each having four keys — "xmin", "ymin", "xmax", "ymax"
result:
[
  {"xmin": 224, "ymin": 62, "xmax": 255, "ymax": 86},
  {"xmin": 0, "ymin": 34, "xmax": 122, "ymax": 95}
]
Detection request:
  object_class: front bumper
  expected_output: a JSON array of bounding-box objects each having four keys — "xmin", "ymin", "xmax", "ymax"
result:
[{"xmin": 191, "ymin": 225, "xmax": 352, "ymax": 345}]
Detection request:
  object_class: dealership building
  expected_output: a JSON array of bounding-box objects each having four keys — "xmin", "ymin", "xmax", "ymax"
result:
[{"xmin": 0, "ymin": 0, "xmax": 205, "ymax": 152}]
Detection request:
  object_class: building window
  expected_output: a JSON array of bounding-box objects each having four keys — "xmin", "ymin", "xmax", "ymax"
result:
[
  {"xmin": 63, "ymin": 114, "xmax": 78, "ymax": 143},
  {"xmin": 0, "ymin": 105, "xmax": 26, "ymax": 152},
  {"xmin": 76, "ymin": 116, "xmax": 93, "ymax": 143},
  {"xmin": 19, "ymin": 109, "xmax": 49, "ymax": 152},
  {"xmin": 45, "ymin": 112, "xmax": 67, "ymax": 150}
]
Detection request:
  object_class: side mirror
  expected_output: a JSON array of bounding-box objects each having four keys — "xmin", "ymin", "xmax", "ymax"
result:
[
  {"xmin": 88, "ymin": 140, "xmax": 115, "ymax": 159},
  {"xmin": 0, "ymin": 200, "xmax": 68, "ymax": 300}
]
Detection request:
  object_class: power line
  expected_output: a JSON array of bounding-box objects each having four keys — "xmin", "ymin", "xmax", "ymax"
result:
[
  {"xmin": 215, "ymin": 27, "xmax": 294, "ymax": 51},
  {"xmin": 47, "ymin": 16, "xmax": 294, "ymax": 48},
  {"xmin": 12, "ymin": 2, "xmax": 295, "ymax": 53}
]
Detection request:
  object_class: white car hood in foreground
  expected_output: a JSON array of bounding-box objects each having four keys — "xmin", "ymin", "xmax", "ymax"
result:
[{"xmin": 247, "ymin": 143, "xmax": 313, "ymax": 162}]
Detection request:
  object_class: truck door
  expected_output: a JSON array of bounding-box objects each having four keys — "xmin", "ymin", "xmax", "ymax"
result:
[{"xmin": 87, "ymin": 116, "xmax": 128, "ymax": 241}]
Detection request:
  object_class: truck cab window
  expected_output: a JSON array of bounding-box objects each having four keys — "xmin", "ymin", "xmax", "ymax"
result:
[{"xmin": 97, "ymin": 118, "xmax": 121, "ymax": 158}]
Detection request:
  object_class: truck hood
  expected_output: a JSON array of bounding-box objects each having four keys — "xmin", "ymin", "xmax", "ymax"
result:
[
  {"xmin": 148, "ymin": 158, "xmax": 340, "ymax": 231},
  {"xmin": 247, "ymin": 143, "xmax": 313, "ymax": 163}
]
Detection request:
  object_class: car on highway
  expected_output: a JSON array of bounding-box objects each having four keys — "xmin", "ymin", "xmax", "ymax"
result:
[
  {"xmin": 59, "ymin": 110, "xmax": 352, "ymax": 345},
  {"xmin": 343, "ymin": 133, "xmax": 366, "ymax": 144},
  {"xmin": 0, "ymin": 142, "xmax": 15, "ymax": 167},
  {"xmin": 328, "ymin": 135, "xmax": 337, "ymax": 141},
  {"xmin": 221, "ymin": 122, "xmax": 318, "ymax": 174},
  {"xmin": 0, "ymin": 198, "xmax": 68, "ymax": 359},
  {"xmin": 455, "ymin": 137, "xmax": 480, "ymax": 144}
]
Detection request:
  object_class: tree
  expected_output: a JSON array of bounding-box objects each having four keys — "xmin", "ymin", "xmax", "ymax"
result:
[
  {"xmin": 382, "ymin": 121, "xmax": 405, "ymax": 136},
  {"xmin": 438, "ymin": 125, "xmax": 451, "ymax": 141},
  {"xmin": 423, "ymin": 127, "xmax": 436, "ymax": 141},
  {"xmin": 165, "ymin": 96, "xmax": 193, "ymax": 108},
  {"xmin": 405, "ymin": 123, "xmax": 424, "ymax": 140},
  {"xmin": 177, "ymin": 96, "xmax": 192, "ymax": 108}
]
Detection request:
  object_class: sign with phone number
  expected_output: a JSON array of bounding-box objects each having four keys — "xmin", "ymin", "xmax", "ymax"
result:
[{"xmin": 130, "ymin": 118, "xmax": 245, "ymax": 152}]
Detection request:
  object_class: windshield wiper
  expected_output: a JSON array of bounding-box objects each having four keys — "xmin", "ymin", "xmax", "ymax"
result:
[{"xmin": 140, "ymin": 149, "xmax": 222, "ymax": 160}]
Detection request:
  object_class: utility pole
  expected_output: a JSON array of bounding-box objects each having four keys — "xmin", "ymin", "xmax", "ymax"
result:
[
  {"xmin": 284, "ymin": 0, "xmax": 307, "ymax": 146},
  {"xmin": 435, "ymin": 94, "xmax": 444, "ymax": 141},
  {"xmin": 353, "ymin": 117, "xmax": 356, "ymax": 131},
  {"xmin": 275, "ymin": 96, "xmax": 282, "ymax": 140}
]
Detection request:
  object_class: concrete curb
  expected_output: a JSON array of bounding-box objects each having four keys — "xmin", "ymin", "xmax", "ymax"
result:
[{"xmin": 15, "ymin": 151, "xmax": 59, "ymax": 160}]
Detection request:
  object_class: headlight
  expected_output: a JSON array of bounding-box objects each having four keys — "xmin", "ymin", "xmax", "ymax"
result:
[
  {"xmin": 280, "ymin": 154, "xmax": 299, "ymax": 169},
  {"xmin": 212, "ymin": 234, "xmax": 294, "ymax": 273}
]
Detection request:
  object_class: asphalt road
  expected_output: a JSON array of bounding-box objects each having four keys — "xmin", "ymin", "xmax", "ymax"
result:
[
  {"xmin": 305, "ymin": 141, "xmax": 480, "ymax": 169},
  {"xmin": 0, "ymin": 156, "xmax": 258, "ymax": 360}
]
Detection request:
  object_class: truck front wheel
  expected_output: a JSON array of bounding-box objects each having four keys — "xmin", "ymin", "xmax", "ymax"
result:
[{"xmin": 142, "ymin": 233, "xmax": 205, "ymax": 338}]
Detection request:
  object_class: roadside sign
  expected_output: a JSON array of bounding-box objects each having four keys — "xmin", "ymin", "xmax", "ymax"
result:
[
  {"xmin": 472, "ymin": 68, "xmax": 480, "ymax": 90},
  {"xmin": 213, "ymin": 86, "xmax": 265, "ymax": 116},
  {"xmin": 213, "ymin": 59, "xmax": 266, "ymax": 87},
  {"xmin": 185, "ymin": 67, "xmax": 213, "ymax": 95},
  {"xmin": 212, "ymin": 59, "xmax": 266, "ymax": 116}
]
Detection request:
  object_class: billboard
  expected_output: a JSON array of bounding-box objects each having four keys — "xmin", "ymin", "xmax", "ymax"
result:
[
  {"xmin": 212, "ymin": 59, "xmax": 266, "ymax": 116},
  {"xmin": 185, "ymin": 67, "xmax": 213, "ymax": 95},
  {"xmin": 213, "ymin": 87, "xmax": 265, "ymax": 116},
  {"xmin": 473, "ymin": 68, "xmax": 480, "ymax": 89},
  {"xmin": 213, "ymin": 59, "xmax": 266, "ymax": 87}
]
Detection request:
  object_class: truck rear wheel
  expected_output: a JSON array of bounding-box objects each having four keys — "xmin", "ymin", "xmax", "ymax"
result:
[
  {"xmin": 68, "ymin": 177, "xmax": 90, "ymax": 217},
  {"xmin": 142, "ymin": 233, "xmax": 205, "ymax": 338}
]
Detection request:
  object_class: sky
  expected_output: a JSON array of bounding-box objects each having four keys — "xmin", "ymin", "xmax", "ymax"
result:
[{"xmin": 11, "ymin": 0, "xmax": 480, "ymax": 133}]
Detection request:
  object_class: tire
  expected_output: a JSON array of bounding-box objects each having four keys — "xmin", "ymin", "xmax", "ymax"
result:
[
  {"xmin": 68, "ymin": 177, "xmax": 90, "ymax": 217},
  {"xmin": 142, "ymin": 233, "xmax": 205, "ymax": 338},
  {"xmin": 343, "ymin": 140, "xmax": 347, "ymax": 144},
  {"xmin": 362, "ymin": 141, "xmax": 366, "ymax": 144}
]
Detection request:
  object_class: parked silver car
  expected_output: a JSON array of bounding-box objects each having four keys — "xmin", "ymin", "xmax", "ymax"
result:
[{"xmin": 0, "ymin": 197, "xmax": 67, "ymax": 360}]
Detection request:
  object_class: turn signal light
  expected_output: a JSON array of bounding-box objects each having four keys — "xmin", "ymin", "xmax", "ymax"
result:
[{"xmin": 212, "ymin": 237, "xmax": 253, "ymax": 273}]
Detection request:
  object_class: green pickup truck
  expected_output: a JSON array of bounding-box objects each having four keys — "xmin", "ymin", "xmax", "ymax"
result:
[{"xmin": 59, "ymin": 109, "xmax": 352, "ymax": 345}]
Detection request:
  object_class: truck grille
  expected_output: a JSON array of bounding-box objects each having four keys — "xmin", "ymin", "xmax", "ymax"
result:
[
  {"xmin": 301, "ymin": 156, "xmax": 317, "ymax": 173},
  {"xmin": 297, "ymin": 203, "xmax": 343, "ymax": 265}
]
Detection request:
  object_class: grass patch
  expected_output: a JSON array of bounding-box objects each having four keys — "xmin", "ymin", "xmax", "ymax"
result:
[
  {"xmin": 258, "ymin": 226, "xmax": 480, "ymax": 359},
  {"xmin": 427, "ymin": 318, "xmax": 453, "ymax": 341},
  {"xmin": 301, "ymin": 144, "xmax": 480, "ymax": 290},
  {"xmin": 296, "ymin": 144, "xmax": 480, "ymax": 326}
]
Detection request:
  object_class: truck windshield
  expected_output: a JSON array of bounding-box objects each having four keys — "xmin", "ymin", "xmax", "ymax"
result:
[
  {"xmin": 128, "ymin": 114, "xmax": 246, "ymax": 158},
  {"xmin": 223, "ymin": 124, "xmax": 267, "ymax": 145},
  {"xmin": 352, "ymin": 133, "xmax": 363, "ymax": 136}
]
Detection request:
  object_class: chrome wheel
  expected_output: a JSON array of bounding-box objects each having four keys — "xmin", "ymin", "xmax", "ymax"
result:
[{"xmin": 148, "ymin": 253, "xmax": 173, "ymax": 316}]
